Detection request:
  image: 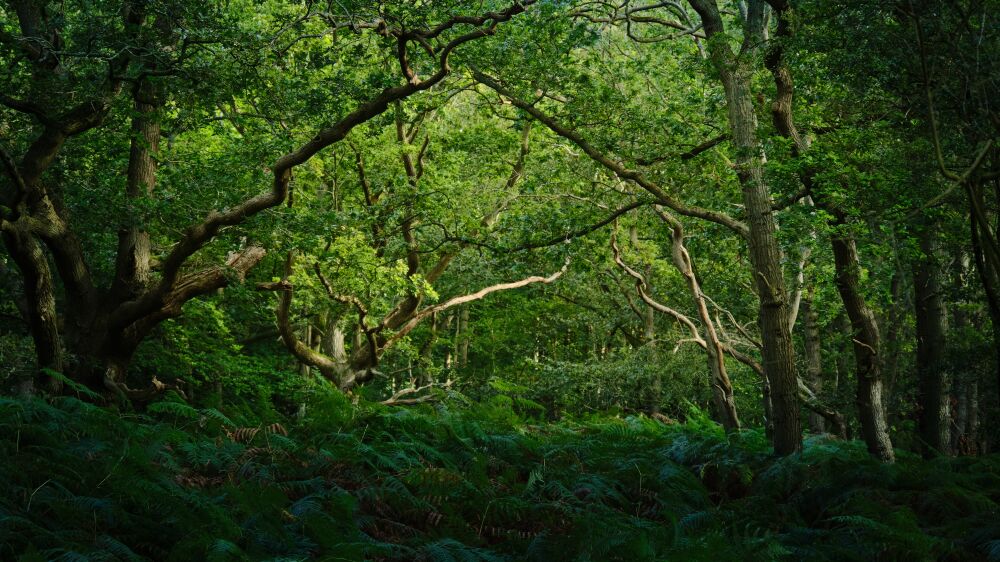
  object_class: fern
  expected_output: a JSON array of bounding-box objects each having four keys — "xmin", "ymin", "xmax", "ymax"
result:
[
  {"xmin": 147, "ymin": 400, "xmax": 202, "ymax": 421},
  {"xmin": 1, "ymin": 393, "xmax": 997, "ymax": 562},
  {"xmin": 40, "ymin": 369, "xmax": 102, "ymax": 401},
  {"xmin": 417, "ymin": 538, "xmax": 509, "ymax": 562}
]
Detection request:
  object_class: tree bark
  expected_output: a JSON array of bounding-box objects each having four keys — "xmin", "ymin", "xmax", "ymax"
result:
[
  {"xmin": 914, "ymin": 229, "xmax": 948, "ymax": 457},
  {"xmin": 2, "ymin": 228, "xmax": 62, "ymax": 393},
  {"xmin": 829, "ymin": 216, "xmax": 895, "ymax": 462},
  {"xmin": 458, "ymin": 305, "xmax": 471, "ymax": 368},
  {"xmin": 654, "ymin": 208, "xmax": 739, "ymax": 430},
  {"xmin": 111, "ymin": 83, "xmax": 159, "ymax": 299},
  {"xmin": 802, "ymin": 289, "xmax": 825, "ymax": 433},
  {"xmin": 970, "ymin": 210, "xmax": 1000, "ymax": 438},
  {"xmin": 689, "ymin": 0, "xmax": 799, "ymax": 453}
]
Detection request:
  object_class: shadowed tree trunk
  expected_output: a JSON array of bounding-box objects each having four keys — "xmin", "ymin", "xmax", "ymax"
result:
[
  {"xmin": 803, "ymin": 288, "xmax": 825, "ymax": 433},
  {"xmin": 111, "ymin": 82, "xmax": 159, "ymax": 301},
  {"xmin": 829, "ymin": 214, "xmax": 894, "ymax": 462},
  {"xmin": 763, "ymin": 0, "xmax": 893, "ymax": 460},
  {"xmin": 914, "ymin": 229, "xmax": 948, "ymax": 457}
]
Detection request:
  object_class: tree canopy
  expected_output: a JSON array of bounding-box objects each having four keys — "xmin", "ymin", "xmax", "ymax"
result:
[{"xmin": 2, "ymin": 0, "xmax": 999, "ymax": 559}]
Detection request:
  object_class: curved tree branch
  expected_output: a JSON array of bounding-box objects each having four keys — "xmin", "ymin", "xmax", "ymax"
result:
[{"xmin": 472, "ymin": 70, "xmax": 748, "ymax": 237}]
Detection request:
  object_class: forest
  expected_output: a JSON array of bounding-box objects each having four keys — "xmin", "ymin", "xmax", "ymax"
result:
[{"xmin": 1, "ymin": 0, "xmax": 999, "ymax": 560}]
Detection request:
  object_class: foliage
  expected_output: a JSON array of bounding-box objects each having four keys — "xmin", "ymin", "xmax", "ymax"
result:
[{"xmin": 1, "ymin": 391, "xmax": 997, "ymax": 561}]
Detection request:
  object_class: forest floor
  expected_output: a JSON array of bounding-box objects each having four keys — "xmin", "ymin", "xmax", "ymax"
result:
[{"xmin": 2, "ymin": 390, "xmax": 998, "ymax": 561}]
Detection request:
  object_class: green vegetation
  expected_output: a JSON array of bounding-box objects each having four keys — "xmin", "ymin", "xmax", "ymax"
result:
[
  {"xmin": 3, "ymin": 391, "xmax": 998, "ymax": 561},
  {"xmin": 2, "ymin": 0, "xmax": 999, "ymax": 558}
]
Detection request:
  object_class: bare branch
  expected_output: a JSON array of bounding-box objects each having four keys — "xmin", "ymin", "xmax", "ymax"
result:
[
  {"xmin": 383, "ymin": 258, "xmax": 570, "ymax": 350},
  {"xmin": 380, "ymin": 381, "xmax": 452, "ymax": 406}
]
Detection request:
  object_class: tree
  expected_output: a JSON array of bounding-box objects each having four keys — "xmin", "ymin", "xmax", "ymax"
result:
[{"xmin": 0, "ymin": 0, "xmax": 536, "ymax": 398}]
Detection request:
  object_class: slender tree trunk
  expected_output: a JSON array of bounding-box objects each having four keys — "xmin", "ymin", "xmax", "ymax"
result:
[
  {"xmin": 829, "ymin": 217, "xmax": 895, "ymax": 462},
  {"xmin": 834, "ymin": 312, "xmax": 849, "ymax": 399},
  {"xmin": 629, "ymin": 227, "xmax": 663, "ymax": 417},
  {"xmin": 689, "ymin": 0, "xmax": 800, "ymax": 453},
  {"xmin": 966, "ymin": 382, "xmax": 980, "ymax": 455},
  {"xmin": 914, "ymin": 230, "xmax": 948, "ymax": 457},
  {"xmin": 656, "ymin": 209, "xmax": 739, "ymax": 430},
  {"xmin": 952, "ymin": 376, "xmax": 967, "ymax": 454},
  {"xmin": 415, "ymin": 311, "xmax": 439, "ymax": 386},
  {"xmin": 884, "ymin": 268, "xmax": 905, "ymax": 396},
  {"xmin": 803, "ymin": 289, "xmax": 825, "ymax": 433},
  {"xmin": 458, "ymin": 306, "xmax": 470, "ymax": 368},
  {"xmin": 950, "ymin": 287, "xmax": 974, "ymax": 455},
  {"xmin": 971, "ymin": 212, "xmax": 1000, "ymax": 450},
  {"xmin": 641, "ymin": 293, "xmax": 661, "ymax": 416}
]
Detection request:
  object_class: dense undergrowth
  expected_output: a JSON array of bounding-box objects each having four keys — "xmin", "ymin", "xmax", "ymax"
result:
[{"xmin": 2, "ymin": 389, "xmax": 999, "ymax": 562}]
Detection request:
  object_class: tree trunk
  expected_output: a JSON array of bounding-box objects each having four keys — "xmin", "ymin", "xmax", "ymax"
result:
[
  {"xmin": 803, "ymin": 290, "xmax": 825, "ymax": 433},
  {"xmin": 689, "ymin": 0, "xmax": 800, "ymax": 454},
  {"xmin": 952, "ymin": 376, "xmax": 967, "ymax": 455},
  {"xmin": 970, "ymin": 212, "xmax": 1000, "ymax": 450},
  {"xmin": 629, "ymin": 227, "xmax": 663, "ymax": 417},
  {"xmin": 656, "ymin": 209, "xmax": 739, "ymax": 430},
  {"xmin": 966, "ymin": 382, "xmax": 980, "ymax": 455},
  {"xmin": 884, "ymin": 268, "xmax": 905, "ymax": 396},
  {"xmin": 914, "ymin": 229, "xmax": 948, "ymax": 457},
  {"xmin": 834, "ymin": 312, "xmax": 849, "ymax": 398},
  {"xmin": 829, "ymin": 217, "xmax": 895, "ymax": 462},
  {"xmin": 299, "ymin": 324, "xmax": 313, "ymax": 377},
  {"xmin": 642, "ymin": 294, "xmax": 661, "ymax": 416},
  {"xmin": 2, "ymin": 229, "xmax": 63, "ymax": 393},
  {"xmin": 714, "ymin": 59, "xmax": 795, "ymax": 444},
  {"xmin": 111, "ymin": 85, "xmax": 159, "ymax": 299},
  {"xmin": 458, "ymin": 305, "xmax": 470, "ymax": 368}
]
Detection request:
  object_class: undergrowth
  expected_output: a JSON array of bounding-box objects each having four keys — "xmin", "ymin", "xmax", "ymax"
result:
[{"xmin": 1, "ymin": 390, "xmax": 998, "ymax": 561}]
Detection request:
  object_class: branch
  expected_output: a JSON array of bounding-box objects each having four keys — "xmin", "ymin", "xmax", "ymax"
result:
[
  {"xmin": 0, "ymin": 93, "xmax": 53, "ymax": 126},
  {"xmin": 123, "ymin": 246, "xmax": 266, "ymax": 344},
  {"xmin": 610, "ymin": 228, "xmax": 704, "ymax": 344},
  {"xmin": 382, "ymin": 258, "xmax": 570, "ymax": 350},
  {"xmin": 482, "ymin": 122, "xmax": 533, "ymax": 228},
  {"xmin": 472, "ymin": 70, "xmax": 749, "ymax": 238},
  {"xmin": 796, "ymin": 378, "xmax": 847, "ymax": 438},
  {"xmin": 635, "ymin": 133, "xmax": 729, "ymax": 165},
  {"xmin": 408, "ymin": 2, "xmax": 538, "ymax": 41},
  {"xmin": 109, "ymin": 1, "xmax": 534, "ymax": 333},
  {"xmin": 702, "ymin": 292, "xmax": 762, "ymax": 349},
  {"xmin": 772, "ymin": 187, "xmax": 808, "ymax": 211},
  {"xmin": 380, "ymin": 381, "xmax": 451, "ymax": 406},
  {"xmin": 910, "ymin": 3, "xmax": 994, "ymax": 185},
  {"xmin": 257, "ymin": 253, "xmax": 345, "ymax": 383},
  {"xmin": 0, "ymin": 146, "xmax": 28, "ymax": 199},
  {"xmin": 513, "ymin": 199, "xmax": 654, "ymax": 251}
]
